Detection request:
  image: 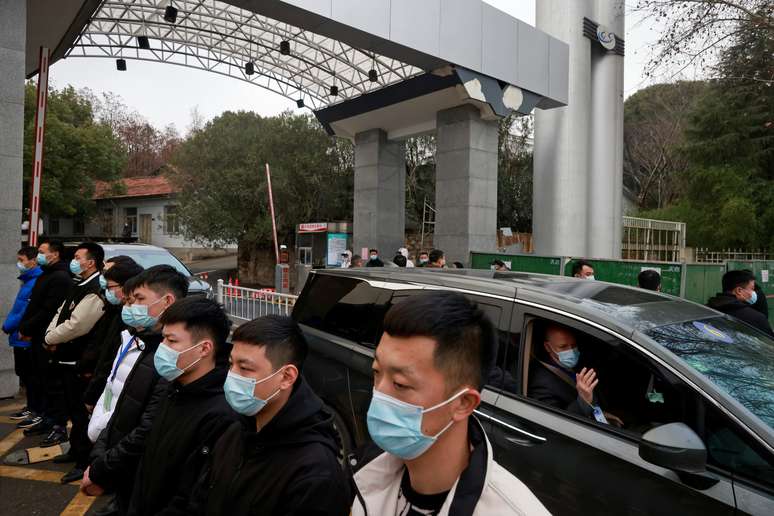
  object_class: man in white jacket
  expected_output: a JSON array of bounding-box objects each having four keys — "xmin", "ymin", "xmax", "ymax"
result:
[{"xmin": 351, "ymin": 291, "xmax": 549, "ymax": 516}]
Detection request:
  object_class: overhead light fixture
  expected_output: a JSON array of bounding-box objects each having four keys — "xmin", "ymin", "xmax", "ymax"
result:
[
  {"xmin": 137, "ymin": 35, "xmax": 151, "ymax": 49},
  {"xmin": 279, "ymin": 40, "xmax": 291, "ymax": 56},
  {"xmin": 296, "ymin": 98, "xmax": 305, "ymax": 108},
  {"xmin": 329, "ymin": 85, "xmax": 338, "ymax": 96},
  {"xmin": 164, "ymin": 5, "xmax": 178, "ymax": 24},
  {"xmin": 116, "ymin": 59, "xmax": 127, "ymax": 71},
  {"xmin": 368, "ymin": 69, "xmax": 378, "ymax": 82},
  {"xmin": 245, "ymin": 61, "xmax": 255, "ymax": 75}
]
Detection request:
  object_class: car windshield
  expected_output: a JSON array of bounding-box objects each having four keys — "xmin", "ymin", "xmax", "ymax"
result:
[
  {"xmin": 106, "ymin": 249, "xmax": 191, "ymax": 277},
  {"xmin": 647, "ymin": 316, "xmax": 774, "ymax": 428}
]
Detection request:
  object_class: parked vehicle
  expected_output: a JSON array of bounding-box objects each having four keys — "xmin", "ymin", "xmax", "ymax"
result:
[
  {"xmin": 293, "ymin": 268, "xmax": 774, "ymax": 515},
  {"xmin": 99, "ymin": 243, "xmax": 213, "ymax": 298}
]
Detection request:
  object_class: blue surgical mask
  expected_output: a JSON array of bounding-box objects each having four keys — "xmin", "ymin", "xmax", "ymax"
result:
[
  {"xmin": 36, "ymin": 253, "xmax": 48, "ymax": 267},
  {"xmin": 105, "ymin": 289, "xmax": 121, "ymax": 306},
  {"xmin": 370, "ymin": 255, "xmax": 378, "ymax": 261},
  {"xmin": 747, "ymin": 290, "xmax": 758, "ymax": 305},
  {"xmin": 121, "ymin": 297, "xmax": 165, "ymax": 329},
  {"xmin": 99, "ymin": 275, "xmax": 108, "ymax": 290},
  {"xmin": 16, "ymin": 262, "xmax": 27, "ymax": 273},
  {"xmin": 224, "ymin": 368, "xmax": 284, "ymax": 416},
  {"xmin": 154, "ymin": 341, "xmax": 203, "ymax": 381},
  {"xmin": 555, "ymin": 347, "xmax": 580, "ymax": 369},
  {"xmin": 366, "ymin": 388, "xmax": 468, "ymax": 460},
  {"xmin": 69, "ymin": 259, "xmax": 82, "ymax": 275}
]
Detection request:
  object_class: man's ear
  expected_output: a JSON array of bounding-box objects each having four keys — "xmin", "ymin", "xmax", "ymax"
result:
[
  {"xmin": 164, "ymin": 294, "xmax": 176, "ymax": 309},
  {"xmin": 453, "ymin": 389, "xmax": 481, "ymax": 421},
  {"xmin": 280, "ymin": 364, "xmax": 299, "ymax": 390},
  {"xmin": 201, "ymin": 339, "xmax": 215, "ymax": 358}
]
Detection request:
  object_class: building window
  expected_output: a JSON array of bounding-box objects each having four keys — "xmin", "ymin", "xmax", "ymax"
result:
[
  {"xmin": 49, "ymin": 218, "xmax": 60, "ymax": 235},
  {"xmin": 124, "ymin": 207, "xmax": 137, "ymax": 235},
  {"xmin": 164, "ymin": 205, "xmax": 180, "ymax": 235},
  {"xmin": 73, "ymin": 218, "xmax": 85, "ymax": 235}
]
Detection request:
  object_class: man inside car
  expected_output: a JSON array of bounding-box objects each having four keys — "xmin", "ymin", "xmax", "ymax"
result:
[
  {"xmin": 351, "ymin": 291, "xmax": 548, "ymax": 516},
  {"xmin": 528, "ymin": 324, "xmax": 622, "ymax": 427}
]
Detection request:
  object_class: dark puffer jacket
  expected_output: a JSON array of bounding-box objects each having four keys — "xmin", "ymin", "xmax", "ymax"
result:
[{"xmin": 707, "ymin": 292, "xmax": 774, "ymax": 336}]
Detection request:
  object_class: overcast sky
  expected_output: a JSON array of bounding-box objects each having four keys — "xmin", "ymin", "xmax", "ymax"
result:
[{"xmin": 48, "ymin": 0, "xmax": 668, "ymax": 133}]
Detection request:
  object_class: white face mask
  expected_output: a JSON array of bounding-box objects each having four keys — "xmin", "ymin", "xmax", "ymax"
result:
[{"xmin": 586, "ymin": 275, "xmax": 595, "ymax": 281}]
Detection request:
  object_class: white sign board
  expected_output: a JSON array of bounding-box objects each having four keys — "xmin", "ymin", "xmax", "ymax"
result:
[{"xmin": 762, "ymin": 270, "xmax": 770, "ymax": 283}]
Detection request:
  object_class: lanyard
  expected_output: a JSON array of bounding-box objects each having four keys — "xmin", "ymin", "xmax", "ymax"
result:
[{"xmin": 110, "ymin": 336, "xmax": 137, "ymax": 383}]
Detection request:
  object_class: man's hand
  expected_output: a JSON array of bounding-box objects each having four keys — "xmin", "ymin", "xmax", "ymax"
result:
[
  {"xmin": 80, "ymin": 466, "xmax": 105, "ymax": 496},
  {"xmin": 575, "ymin": 367, "xmax": 598, "ymax": 406},
  {"xmin": 604, "ymin": 412, "xmax": 624, "ymax": 428}
]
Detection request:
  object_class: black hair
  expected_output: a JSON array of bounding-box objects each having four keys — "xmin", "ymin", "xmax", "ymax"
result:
[
  {"xmin": 369, "ymin": 248, "xmax": 378, "ymax": 254},
  {"xmin": 39, "ymin": 239, "xmax": 64, "ymax": 257},
  {"xmin": 103, "ymin": 256, "xmax": 144, "ymax": 286},
  {"xmin": 232, "ymin": 315, "xmax": 308, "ymax": 372},
  {"xmin": 17, "ymin": 246, "xmax": 38, "ymax": 260},
  {"xmin": 572, "ymin": 259, "xmax": 593, "ymax": 277},
  {"xmin": 382, "ymin": 290, "xmax": 496, "ymax": 390},
  {"xmin": 159, "ymin": 297, "xmax": 231, "ymax": 353},
  {"xmin": 453, "ymin": 261, "xmax": 465, "ymax": 269},
  {"xmin": 722, "ymin": 270, "xmax": 755, "ymax": 293},
  {"xmin": 492, "ymin": 259, "xmax": 505, "ymax": 267},
  {"xmin": 637, "ymin": 269, "xmax": 661, "ymax": 291},
  {"xmin": 129, "ymin": 264, "xmax": 189, "ymax": 300},
  {"xmin": 429, "ymin": 249, "xmax": 444, "ymax": 264},
  {"xmin": 393, "ymin": 254, "xmax": 407, "ymax": 267},
  {"xmin": 76, "ymin": 242, "xmax": 105, "ymax": 270},
  {"xmin": 419, "ymin": 251, "xmax": 429, "ymax": 257}
]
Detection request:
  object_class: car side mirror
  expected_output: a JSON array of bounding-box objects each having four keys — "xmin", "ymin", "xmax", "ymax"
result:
[{"xmin": 639, "ymin": 422, "xmax": 718, "ymax": 490}]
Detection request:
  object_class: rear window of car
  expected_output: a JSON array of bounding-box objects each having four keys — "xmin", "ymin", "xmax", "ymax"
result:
[{"xmin": 293, "ymin": 274, "xmax": 388, "ymax": 347}]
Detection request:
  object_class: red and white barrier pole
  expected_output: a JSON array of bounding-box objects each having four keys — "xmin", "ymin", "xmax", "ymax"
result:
[
  {"xmin": 266, "ymin": 163, "xmax": 280, "ymax": 265},
  {"xmin": 28, "ymin": 47, "xmax": 50, "ymax": 247}
]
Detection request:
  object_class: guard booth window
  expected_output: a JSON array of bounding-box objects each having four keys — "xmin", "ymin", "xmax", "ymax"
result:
[{"xmin": 293, "ymin": 274, "xmax": 389, "ymax": 347}]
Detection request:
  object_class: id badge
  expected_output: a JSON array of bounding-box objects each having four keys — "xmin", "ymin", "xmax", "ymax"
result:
[
  {"xmin": 592, "ymin": 406, "xmax": 609, "ymax": 425},
  {"xmin": 103, "ymin": 386, "xmax": 113, "ymax": 411}
]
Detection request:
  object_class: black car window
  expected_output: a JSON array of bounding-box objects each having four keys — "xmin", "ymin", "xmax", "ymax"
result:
[{"xmin": 293, "ymin": 274, "xmax": 388, "ymax": 347}]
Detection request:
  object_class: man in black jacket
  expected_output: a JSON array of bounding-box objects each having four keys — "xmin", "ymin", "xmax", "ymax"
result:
[
  {"xmin": 43, "ymin": 242, "xmax": 106, "ymax": 483},
  {"xmin": 16, "ymin": 239, "xmax": 72, "ymax": 433},
  {"xmin": 708, "ymin": 270, "xmax": 773, "ymax": 336},
  {"xmin": 127, "ymin": 297, "xmax": 238, "ymax": 515},
  {"xmin": 190, "ymin": 315, "xmax": 349, "ymax": 515},
  {"xmin": 81, "ymin": 265, "xmax": 188, "ymax": 515}
]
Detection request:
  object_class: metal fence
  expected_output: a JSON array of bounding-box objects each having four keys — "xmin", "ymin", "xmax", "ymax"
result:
[
  {"xmin": 216, "ymin": 279, "xmax": 297, "ymax": 322},
  {"xmin": 622, "ymin": 216, "xmax": 686, "ymax": 263},
  {"xmin": 694, "ymin": 248, "xmax": 770, "ymax": 263}
]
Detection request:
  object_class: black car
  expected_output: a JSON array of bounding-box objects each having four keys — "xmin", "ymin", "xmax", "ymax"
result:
[{"xmin": 292, "ymin": 268, "xmax": 774, "ymax": 515}]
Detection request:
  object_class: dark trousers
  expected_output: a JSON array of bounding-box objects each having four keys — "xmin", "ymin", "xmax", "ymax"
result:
[
  {"xmin": 13, "ymin": 346, "xmax": 44, "ymax": 414},
  {"xmin": 46, "ymin": 363, "xmax": 92, "ymax": 467}
]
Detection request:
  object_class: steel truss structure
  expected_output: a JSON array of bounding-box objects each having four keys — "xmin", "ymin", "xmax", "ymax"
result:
[{"xmin": 67, "ymin": 0, "xmax": 423, "ymax": 110}]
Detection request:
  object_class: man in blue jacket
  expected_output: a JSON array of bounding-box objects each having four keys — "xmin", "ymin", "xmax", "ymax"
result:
[{"xmin": 2, "ymin": 246, "xmax": 43, "ymax": 421}]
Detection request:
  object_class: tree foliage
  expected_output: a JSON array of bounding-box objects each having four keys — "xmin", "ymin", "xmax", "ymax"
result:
[
  {"xmin": 23, "ymin": 83, "xmax": 126, "ymax": 218},
  {"xmin": 497, "ymin": 114, "xmax": 533, "ymax": 232}
]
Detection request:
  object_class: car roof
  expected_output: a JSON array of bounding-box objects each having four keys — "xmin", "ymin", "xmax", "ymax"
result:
[
  {"xmin": 97, "ymin": 242, "xmax": 169, "ymax": 253},
  {"xmin": 312, "ymin": 268, "xmax": 720, "ymax": 335}
]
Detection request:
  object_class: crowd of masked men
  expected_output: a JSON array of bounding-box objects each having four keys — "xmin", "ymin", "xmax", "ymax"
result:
[{"xmin": 3, "ymin": 240, "xmax": 554, "ymax": 516}]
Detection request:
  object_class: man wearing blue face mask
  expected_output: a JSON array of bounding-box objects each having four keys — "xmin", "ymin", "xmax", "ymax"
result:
[
  {"xmin": 82, "ymin": 265, "xmax": 188, "ymax": 515},
  {"xmin": 528, "ymin": 324, "xmax": 619, "ymax": 426},
  {"xmin": 126, "ymin": 296, "xmax": 238, "ymax": 515},
  {"xmin": 352, "ymin": 291, "xmax": 548, "ymax": 516},
  {"xmin": 708, "ymin": 270, "xmax": 773, "ymax": 337},
  {"xmin": 184, "ymin": 315, "xmax": 349, "ymax": 515}
]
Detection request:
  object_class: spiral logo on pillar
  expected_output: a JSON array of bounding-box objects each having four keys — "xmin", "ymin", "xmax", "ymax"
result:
[{"xmin": 596, "ymin": 25, "xmax": 616, "ymax": 50}]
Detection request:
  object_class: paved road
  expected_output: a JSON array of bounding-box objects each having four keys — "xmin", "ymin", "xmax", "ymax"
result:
[
  {"xmin": 0, "ymin": 396, "xmax": 111, "ymax": 515},
  {"xmin": 186, "ymin": 254, "xmax": 237, "ymax": 274}
]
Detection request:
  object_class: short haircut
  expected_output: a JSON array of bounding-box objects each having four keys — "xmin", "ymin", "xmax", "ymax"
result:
[
  {"xmin": 369, "ymin": 248, "xmax": 378, "ymax": 254},
  {"xmin": 722, "ymin": 270, "xmax": 755, "ymax": 293},
  {"xmin": 453, "ymin": 261, "xmax": 465, "ymax": 269},
  {"xmin": 40, "ymin": 239, "xmax": 64, "ymax": 256},
  {"xmin": 17, "ymin": 246, "xmax": 38, "ymax": 260},
  {"xmin": 393, "ymin": 254, "xmax": 407, "ymax": 267},
  {"xmin": 382, "ymin": 290, "xmax": 495, "ymax": 391},
  {"xmin": 232, "ymin": 315, "xmax": 308, "ymax": 372},
  {"xmin": 429, "ymin": 249, "xmax": 444, "ymax": 263},
  {"xmin": 638, "ymin": 269, "xmax": 661, "ymax": 291},
  {"xmin": 419, "ymin": 251, "xmax": 429, "ymax": 257},
  {"xmin": 76, "ymin": 242, "xmax": 105, "ymax": 270},
  {"xmin": 103, "ymin": 255, "xmax": 144, "ymax": 286},
  {"xmin": 572, "ymin": 259, "xmax": 593, "ymax": 277},
  {"xmin": 492, "ymin": 259, "xmax": 505, "ymax": 267},
  {"xmin": 130, "ymin": 264, "xmax": 189, "ymax": 300},
  {"xmin": 159, "ymin": 297, "xmax": 231, "ymax": 352}
]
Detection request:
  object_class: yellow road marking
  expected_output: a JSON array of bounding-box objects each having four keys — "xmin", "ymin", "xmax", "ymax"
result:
[
  {"xmin": 0, "ymin": 464, "xmax": 77, "ymax": 484},
  {"xmin": 61, "ymin": 491, "xmax": 98, "ymax": 515},
  {"xmin": 0, "ymin": 429, "xmax": 25, "ymax": 455}
]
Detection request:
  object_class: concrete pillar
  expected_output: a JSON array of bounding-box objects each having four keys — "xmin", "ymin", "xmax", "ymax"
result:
[
  {"xmin": 0, "ymin": 0, "xmax": 26, "ymax": 397},
  {"xmin": 434, "ymin": 105, "xmax": 498, "ymax": 266},
  {"xmin": 353, "ymin": 129, "xmax": 405, "ymax": 257},
  {"xmin": 534, "ymin": 0, "xmax": 593, "ymax": 258},
  {"xmin": 587, "ymin": 0, "xmax": 624, "ymax": 258}
]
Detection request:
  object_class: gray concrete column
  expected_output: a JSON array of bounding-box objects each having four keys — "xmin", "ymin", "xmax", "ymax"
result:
[
  {"xmin": 0, "ymin": 0, "xmax": 26, "ymax": 397},
  {"xmin": 534, "ymin": 0, "xmax": 592, "ymax": 257},
  {"xmin": 588, "ymin": 0, "xmax": 624, "ymax": 258},
  {"xmin": 434, "ymin": 105, "xmax": 498, "ymax": 266},
  {"xmin": 353, "ymin": 129, "xmax": 405, "ymax": 257}
]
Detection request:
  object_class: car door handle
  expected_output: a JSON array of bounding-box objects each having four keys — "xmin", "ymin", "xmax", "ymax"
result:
[{"xmin": 474, "ymin": 410, "xmax": 546, "ymax": 443}]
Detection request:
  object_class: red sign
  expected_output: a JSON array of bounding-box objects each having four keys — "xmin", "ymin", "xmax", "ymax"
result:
[{"xmin": 298, "ymin": 223, "xmax": 327, "ymax": 233}]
